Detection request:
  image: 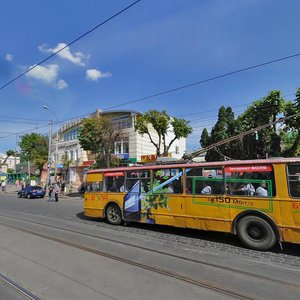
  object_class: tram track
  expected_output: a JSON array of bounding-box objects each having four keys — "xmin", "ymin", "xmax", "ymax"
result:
[
  {"xmin": 0, "ymin": 214, "xmax": 299, "ymax": 300},
  {"xmin": 0, "ymin": 213, "xmax": 299, "ymax": 290},
  {"xmin": 0, "ymin": 272, "xmax": 41, "ymax": 300}
]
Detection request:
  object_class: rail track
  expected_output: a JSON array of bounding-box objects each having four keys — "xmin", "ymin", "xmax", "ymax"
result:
[
  {"xmin": 0, "ymin": 272, "xmax": 41, "ymax": 300},
  {"xmin": 0, "ymin": 213, "xmax": 299, "ymax": 300}
]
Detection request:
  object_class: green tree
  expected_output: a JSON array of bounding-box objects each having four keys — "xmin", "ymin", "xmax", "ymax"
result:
[
  {"xmin": 282, "ymin": 88, "xmax": 300, "ymax": 156},
  {"xmin": 200, "ymin": 106, "xmax": 240, "ymax": 161},
  {"xmin": 78, "ymin": 117, "xmax": 121, "ymax": 168},
  {"xmin": 135, "ymin": 110, "xmax": 193, "ymax": 157},
  {"xmin": 238, "ymin": 90, "xmax": 285, "ymax": 158},
  {"xmin": 18, "ymin": 133, "xmax": 48, "ymax": 175},
  {"xmin": 61, "ymin": 153, "xmax": 72, "ymax": 183}
]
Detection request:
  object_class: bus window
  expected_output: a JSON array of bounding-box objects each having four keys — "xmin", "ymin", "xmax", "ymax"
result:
[
  {"xmin": 86, "ymin": 181, "xmax": 103, "ymax": 192},
  {"xmin": 287, "ymin": 164, "xmax": 300, "ymax": 198},
  {"xmin": 153, "ymin": 168, "xmax": 183, "ymax": 194},
  {"xmin": 225, "ymin": 165, "xmax": 275, "ymax": 197},
  {"xmin": 103, "ymin": 171, "xmax": 125, "ymax": 192},
  {"xmin": 186, "ymin": 167, "xmax": 223, "ymax": 195},
  {"xmin": 125, "ymin": 170, "xmax": 150, "ymax": 193}
]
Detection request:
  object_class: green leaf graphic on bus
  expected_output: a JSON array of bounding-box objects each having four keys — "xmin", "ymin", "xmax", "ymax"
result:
[{"xmin": 141, "ymin": 187, "xmax": 171, "ymax": 223}]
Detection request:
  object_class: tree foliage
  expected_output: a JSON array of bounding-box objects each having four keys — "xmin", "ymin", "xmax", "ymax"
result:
[
  {"xmin": 282, "ymin": 88, "xmax": 300, "ymax": 156},
  {"xmin": 60, "ymin": 153, "xmax": 72, "ymax": 183},
  {"xmin": 135, "ymin": 110, "xmax": 193, "ymax": 156},
  {"xmin": 200, "ymin": 89, "xmax": 299, "ymax": 161},
  {"xmin": 78, "ymin": 117, "xmax": 121, "ymax": 168},
  {"xmin": 200, "ymin": 106, "xmax": 240, "ymax": 161},
  {"xmin": 18, "ymin": 133, "xmax": 48, "ymax": 173}
]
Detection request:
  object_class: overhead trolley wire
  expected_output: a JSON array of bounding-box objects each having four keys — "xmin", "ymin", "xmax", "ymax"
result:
[
  {"xmin": 101, "ymin": 52, "xmax": 300, "ymax": 110},
  {"xmin": 0, "ymin": 0, "xmax": 142, "ymax": 91}
]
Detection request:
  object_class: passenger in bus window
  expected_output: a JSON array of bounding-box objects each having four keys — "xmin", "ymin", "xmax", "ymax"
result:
[
  {"xmin": 255, "ymin": 181, "xmax": 268, "ymax": 197},
  {"xmin": 109, "ymin": 180, "xmax": 118, "ymax": 192},
  {"xmin": 185, "ymin": 182, "xmax": 192, "ymax": 194},
  {"xmin": 201, "ymin": 183, "xmax": 212, "ymax": 194},
  {"xmin": 166, "ymin": 183, "xmax": 174, "ymax": 193},
  {"xmin": 117, "ymin": 178, "xmax": 126, "ymax": 192},
  {"xmin": 236, "ymin": 183, "xmax": 255, "ymax": 196}
]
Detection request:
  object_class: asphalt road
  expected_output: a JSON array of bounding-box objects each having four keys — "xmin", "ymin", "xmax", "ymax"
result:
[{"xmin": 0, "ymin": 192, "xmax": 299, "ymax": 299}]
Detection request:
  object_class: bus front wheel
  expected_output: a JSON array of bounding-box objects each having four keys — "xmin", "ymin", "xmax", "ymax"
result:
[
  {"xmin": 237, "ymin": 215, "xmax": 276, "ymax": 251},
  {"xmin": 106, "ymin": 204, "xmax": 122, "ymax": 225}
]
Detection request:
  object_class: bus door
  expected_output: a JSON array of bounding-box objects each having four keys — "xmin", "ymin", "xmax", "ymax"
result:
[
  {"xmin": 123, "ymin": 170, "xmax": 150, "ymax": 223},
  {"xmin": 141, "ymin": 168, "xmax": 185, "ymax": 227}
]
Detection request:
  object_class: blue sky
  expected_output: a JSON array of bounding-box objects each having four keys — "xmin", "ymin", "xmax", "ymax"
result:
[{"xmin": 1, "ymin": 0, "xmax": 300, "ymax": 153}]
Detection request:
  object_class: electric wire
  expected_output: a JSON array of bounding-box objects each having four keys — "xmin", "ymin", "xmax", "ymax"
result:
[{"xmin": 0, "ymin": 0, "xmax": 142, "ymax": 91}]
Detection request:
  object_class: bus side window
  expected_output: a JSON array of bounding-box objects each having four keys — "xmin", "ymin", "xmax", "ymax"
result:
[
  {"xmin": 287, "ymin": 164, "xmax": 300, "ymax": 198},
  {"xmin": 186, "ymin": 167, "xmax": 223, "ymax": 195},
  {"xmin": 225, "ymin": 164, "xmax": 275, "ymax": 197},
  {"xmin": 153, "ymin": 169, "xmax": 183, "ymax": 194}
]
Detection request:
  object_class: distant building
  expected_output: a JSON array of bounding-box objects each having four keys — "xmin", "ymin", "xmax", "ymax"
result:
[
  {"xmin": 49, "ymin": 109, "xmax": 187, "ymax": 187},
  {"xmin": 0, "ymin": 153, "xmax": 20, "ymax": 173}
]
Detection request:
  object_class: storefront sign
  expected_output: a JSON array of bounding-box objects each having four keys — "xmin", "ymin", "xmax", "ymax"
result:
[{"xmin": 141, "ymin": 154, "xmax": 157, "ymax": 163}]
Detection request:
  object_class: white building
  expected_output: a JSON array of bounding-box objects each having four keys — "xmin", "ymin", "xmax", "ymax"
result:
[
  {"xmin": 0, "ymin": 153, "xmax": 20, "ymax": 173},
  {"xmin": 50, "ymin": 109, "xmax": 187, "ymax": 186}
]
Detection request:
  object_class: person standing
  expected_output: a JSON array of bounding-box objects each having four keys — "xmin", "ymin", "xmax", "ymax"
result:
[
  {"xmin": 1, "ymin": 180, "xmax": 6, "ymax": 192},
  {"xmin": 48, "ymin": 184, "xmax": 54, "ymax": 201},
  {"xmin": 54, "ymin": 183, "xmax": 59, "ymax": 202}
]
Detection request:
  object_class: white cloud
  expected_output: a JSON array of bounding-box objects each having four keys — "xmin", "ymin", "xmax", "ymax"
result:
[
  {"xmin": 25, "ymin": 64, "xmax": 68, "ymax": 90},
  {"xmin": 26, "ymin": 64, "xmax": 59, "ymax": 83},
  {"xmin": 38, "ymin": 43, "xmax": 87, "ymax": 66},
  {"xmin": 4, "ymin": 54, "xmax": 13, "ymax": 62},
  {"xmin": 56, "ymin": 79, "xmax": 68, "ymax": 90},
  {"xmin": 86, "ymin": 69, "xmax": 112, "ymax": 81}
]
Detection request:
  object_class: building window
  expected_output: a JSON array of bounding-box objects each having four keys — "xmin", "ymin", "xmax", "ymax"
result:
[
  {"xmin": 115, "ymin": 138, "xmax": 129, "ymax": 154},
  {"xmin": 70, "ymin": 150, "xmax": 74, "ymax": 161},
  {"xmin": 63, "ymin": 127, "xmax": 79, "ymax": 141},
  {"xmin": 111, "ymin": 115, "xmax": 132, "ymax": 129}
]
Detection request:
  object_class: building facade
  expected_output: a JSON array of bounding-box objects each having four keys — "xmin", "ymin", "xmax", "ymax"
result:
[
  {"xmin": 0, "ymin": 153, "xmax": 20, "ymax": 173},
  {"xmin": 50, "ymin": 109, "xmax": 186, "ymax": 187}
]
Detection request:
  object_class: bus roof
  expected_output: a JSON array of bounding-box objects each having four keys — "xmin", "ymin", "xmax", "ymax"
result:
[{"xmin": 87, "ymin": 157, "xmax": 300, "ymax": 174}]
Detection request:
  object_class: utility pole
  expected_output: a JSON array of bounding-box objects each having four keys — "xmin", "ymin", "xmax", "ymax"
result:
[
  {"xmin": 14, "ymin": 134, "xmax": 18, "ymax": 174},
  {"xmin": 46, "ymin": 121, "xmax": 52, "ymax": 192},
  {"xmin": 43, "ymin": 105, "xmax": 58, "ymax": 190}
]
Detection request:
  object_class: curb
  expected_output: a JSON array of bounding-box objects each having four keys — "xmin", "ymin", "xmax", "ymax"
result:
[{"xmin": 1, "ymin": 191, "xmax": 83, "ymax": 200}]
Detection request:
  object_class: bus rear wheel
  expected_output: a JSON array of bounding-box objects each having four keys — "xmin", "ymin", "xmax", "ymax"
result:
[
  {"xmin": 106, "ymin": 204, "xmax": 122, "ymax": 225},
  {"xmin": 237, "ymin": 215, "xmax": 276, "ymax": 251}
]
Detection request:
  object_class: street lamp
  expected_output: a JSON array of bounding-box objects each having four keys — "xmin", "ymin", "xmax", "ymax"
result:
[{"xmin": 43, "ymin": 105, "xmax": 58, "ymax": 190}]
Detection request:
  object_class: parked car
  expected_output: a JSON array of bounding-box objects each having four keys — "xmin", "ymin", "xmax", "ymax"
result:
[{"xmin": 17, "ymin": 185, "xmax": 46, "ymax": 199}]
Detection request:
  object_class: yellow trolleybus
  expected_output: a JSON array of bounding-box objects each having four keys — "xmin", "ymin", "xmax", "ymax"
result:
[{"xmin": 84, "ymin": 157, "xmax": 300, "ymax": 250}]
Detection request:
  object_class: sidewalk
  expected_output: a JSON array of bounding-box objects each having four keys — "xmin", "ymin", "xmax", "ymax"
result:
[{"xmin": 2, "ymin": 184, "xmax": 83, "ymax": 200}]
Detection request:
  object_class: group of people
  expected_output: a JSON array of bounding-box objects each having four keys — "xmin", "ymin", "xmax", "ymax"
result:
[
  {"xmin": 235, "ymin": 182, "xmax": 268, "ymax": 197},
  {"xmin": 199, "ymin": 181, "xmax": 268, "ymax": 196},
  {"xmin": 48, "ymin": 180, "xmax": 66, "ymax": 202}
]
